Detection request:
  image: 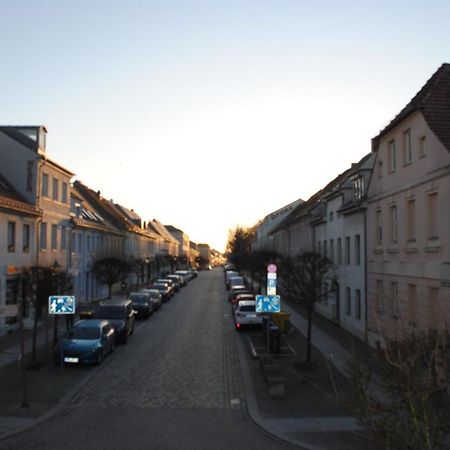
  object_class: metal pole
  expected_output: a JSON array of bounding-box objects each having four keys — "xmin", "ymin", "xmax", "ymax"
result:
[{"xmin": 19, "ymin": 292, "xmax": 29, "ymax": 408}]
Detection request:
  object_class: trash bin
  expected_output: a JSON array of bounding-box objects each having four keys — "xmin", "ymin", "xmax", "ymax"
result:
[
  {"xmin": 269, "ymin": 324, "xmax": 281, "ymax": 354},
  {"xmin": 272, "ymin": 312, "xmax": 291, "ymax": 334}
]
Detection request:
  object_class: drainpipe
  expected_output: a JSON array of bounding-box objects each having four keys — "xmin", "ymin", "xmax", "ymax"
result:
[
  {"xmin": 35, "ymin": 156, "xmax": 47, "ymax": 267},
  {"xmin": 364, "ymin": 206, "xmax": 368, "ymax": 344}
]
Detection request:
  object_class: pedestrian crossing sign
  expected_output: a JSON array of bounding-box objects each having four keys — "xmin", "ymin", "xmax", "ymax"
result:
[{"xmin": 49, "ymin": 296, "xmax": 76, "ymax": 314}]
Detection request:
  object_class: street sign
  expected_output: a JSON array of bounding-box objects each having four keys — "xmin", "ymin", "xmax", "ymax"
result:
[
  {"xmin": 255, "ymin": 295, "xmax": 281, "ymax": 313},
  {"xmin": 267, "ymin": 264, "xmax": 277, "ymax": 273},
  {"xmin": 49, "ymin": 296, "xmax": 76, "ymax": 315}
]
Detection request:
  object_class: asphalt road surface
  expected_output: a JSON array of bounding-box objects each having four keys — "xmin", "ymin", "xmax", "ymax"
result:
[{"xmin": 2, "ymin": 269, "xmax": 295, "ymax": 450}]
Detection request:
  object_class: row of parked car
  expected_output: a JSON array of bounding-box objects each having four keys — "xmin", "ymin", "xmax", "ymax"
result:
[
  {"xmin": 55, "ymin": 269, "xmax": 198, "ymax": 365},
  {"xmin": 224, "ymin": 264, "xmax": 263, "ymax": 331}
]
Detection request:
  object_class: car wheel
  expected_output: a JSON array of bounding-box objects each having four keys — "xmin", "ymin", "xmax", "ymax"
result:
[
  {"xmin": 121, "ymin": 334, "xmax": 128, "ymax": 344},
  {"xmin": 110, "ymin": 339, "xmax": 116, "ymax": 353}
]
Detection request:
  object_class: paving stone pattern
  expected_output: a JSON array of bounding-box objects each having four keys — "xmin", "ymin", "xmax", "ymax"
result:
[{"xmin": 2, "ymin": 270, "xmax": 296, "ymax": 450}]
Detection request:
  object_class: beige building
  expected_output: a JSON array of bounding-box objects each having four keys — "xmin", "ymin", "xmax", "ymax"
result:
[{"xmin": 367, "ymin": 64, "xmax": 450, "ymax": 347}]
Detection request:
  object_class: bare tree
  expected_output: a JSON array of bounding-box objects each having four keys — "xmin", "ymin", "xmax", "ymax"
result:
[
  {"xmin": 92, "ymin": 257, "xmax": 129, "ymax": 299},
  {"xmin": 350, "ymin": 330, "xmax": 450, "ymax": 450},
  {"xmin": 284, "ymin": 251, "xmax": 334, "ymax": 363}
]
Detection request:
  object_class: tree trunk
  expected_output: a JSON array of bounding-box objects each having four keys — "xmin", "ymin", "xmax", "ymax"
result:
[
  {"xmin": 32, "ymin": 303, "xmax": 39, "ymax": 364},
  {"xmin": 306, "ymin": 303, "xmax": 313, "ymax": 363}
]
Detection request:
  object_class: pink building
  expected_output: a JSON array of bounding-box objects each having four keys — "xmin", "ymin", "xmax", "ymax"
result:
[{"xmin": 367, "ymin": 64, "xmax": 450, "ymax": 348}]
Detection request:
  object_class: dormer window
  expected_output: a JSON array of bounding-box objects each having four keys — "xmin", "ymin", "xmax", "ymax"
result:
[{"xmin": 353, "ymin": 176, "xmax": 364, "ymax": 201}]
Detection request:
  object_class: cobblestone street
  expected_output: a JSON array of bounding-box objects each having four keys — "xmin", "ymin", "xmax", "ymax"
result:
[{"xmin": 2, "ymin": 270, "xmax": 296, "ymax": 449}]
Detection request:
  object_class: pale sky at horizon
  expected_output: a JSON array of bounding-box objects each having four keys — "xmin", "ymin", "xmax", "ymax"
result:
[{"xmin": 1, "ymin": 0, "xmax": 449, "ymax": 252}]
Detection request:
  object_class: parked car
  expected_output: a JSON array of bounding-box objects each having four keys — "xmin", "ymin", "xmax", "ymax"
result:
[
  {"xmin": 94, "ymin": 299, "xmax": 135, "ymax": 344},
  {"xmin": 174, "ymin": 270, "xmax": 191, "ymax": 283},
  {"xmin": 157, "ymin": 278, "xmax": 177, "ymax": 294},
  {"xmin": 229, "ymin": 276, "xmax": 245, "ymax": 290},
  {"xmin": 129, "ymin": 292, "xmax": 153, "ymax": 319},
  {"xmin": 55, "ymin": 319, "xmax": 115, "ymax": 365},
  {"xmin": 231, "ymin": 293, "xmax": 255, "ymax": 308},
  {"xmin": 151, "ymin": 282, "xmax": 172, "ymax": 302},
  {"xmin": 233, "ymin": 300, "xmax": 263, "ymax": 330},
  {"xmin": 228, "ymin": 288, "xmax": 252, "ymax": 303},
  {"xmin": 140, "ymin": 288, "xmax": 163, "ymax": 310},
  {"xmin": 170, "ymin": 273, "xmax": 186, "ymax": 287},
  {"xmin": 166, "ymin": 274, "xmax": 183, "ymax": 290}
]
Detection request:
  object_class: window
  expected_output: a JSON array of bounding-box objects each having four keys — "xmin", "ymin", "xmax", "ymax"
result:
[
  {"xmin": 406, "ymin": 199, "xmax": 416, "ymax": 241},
  {"xmin": 337, "ymin": 238, "xmax": 342, "ymax": 264},
  {"xmin": 42, "ymin": 173, "xmax": 49, "ymax": 197},
  {"xmin": 376, "ymin": 209, "xmax": 383, "ymax": 245},
  {"xmin": 389, "ymin": 140, "xmax": 396, "ymax": 173},
  {"xmin": 403, "ymin": 129, "xmax": 412, "ymax": 164},
  {"xmin": 377, "ymin": 160, "xmax": 383, "ymax": 179},
  {"xmin": 354, "ymin": 234, "xmax": 361, "ymax": 265},
  {"xmin": 390, "ymin": 205, "xmax": 398, "ymax": 243},
  {"xmin": 87, "ymin": 235, "xmax": 91, "ymax": 253},
  {"xmin": 391, "ymin": 282, "xmax": 399, "ymax": 318},
  {"xmin": 408, "ymin": 284, "xmax": 417, "ymax": 326},
  {"xmin": 52, "ymin": 177, "xmax": 59, "ymax": 201},
  {"xmin": 377, "ymin": 280, "xmax": 384, "ymax": 313},
  {"xmin": 317, "ymin": 241, "xmax": 321, "ymax": 254},
  {"xmin": 329, "ymin": 211, "xmax": 334, "ymax": 221},
  {"xmin": 61, "ymin": 225, "xmax": 67, "ymax": 250},
  {"xmin": 62, "ymin": 182, "xmax": 68, "ymax": 204},
  {"xmin": 419, "ymin": 135, "xmax": 427, "ymax": 157},
  {"xmin": 346, "ymin": 287, "xmax": 351, "ymax": 315},
  {"xmin": 329, "ymin": 239, "xmax": 334, "ymax": 263},
  {"xmin": 355, "ymin": 289, "xmax": 361, "ymax": 320},
  {"xmin": 51, "ymin": 224, "xmax": 58, "ymax": 250},
  {"xmin": 345, "ymin": 237, "xmax": 350, "ymax": 264},
  {"xmin": 428, "ymin": 193, "xmax": 438, "ymax": 239},
  {"xmin": 23, "ymin": 224, "xmax": 30, "ymax": 252},
  {"xmin": 353, "ymin": 176, "xmax": 364, "ymax": 201},
  {"xmin": 324, "ymin": 240, "xmax": 328, "ymax": 257},
  {"xmin": 40, "ymin": 222, "xmax": 47, "ymax": 249},
  {"xmin": 7, "ymin": 222, "xmax": 16, "ymax": 252}
]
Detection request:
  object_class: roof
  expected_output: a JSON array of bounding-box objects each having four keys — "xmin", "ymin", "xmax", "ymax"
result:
[
  {"xmin": 0, "ymin": 172, "xmax": 42, "ymax": 216},
  {"xmin": 372, "ymin": 63, "xmax": 450, "ymax": 152},
  {"xmin": 0, "ymin": 126, "xmax": 39, "ymax": 152},
  {"xmin": 269, "ymin": 167, "xmax": 352, "ymax": 234},
  {"xmin": 0, "ymin": 126, "xmax": 75, "ymax": 176}
]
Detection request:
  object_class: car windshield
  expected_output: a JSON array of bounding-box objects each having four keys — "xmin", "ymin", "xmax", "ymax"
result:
[
  {"xmin": 65, "ymin": 327, "xmax": 100, "ymax": 339},
  {"xmin": 147, "ymin": 291, "xmax": 160, "ymax": 298},
  {"xmin": 239, "ymin": 305, "xmax": 256, "ymax": 312},
  {"xmin": 153, "ymin": 283, "xmax": 166, "ymax": 289},
  {"xmin": 130, "ymin": 294, "xmax": 148, "ymax": 303},
  {"xmin": 95, "ymin": 306, "xmax": 124, "ymax": 319}
]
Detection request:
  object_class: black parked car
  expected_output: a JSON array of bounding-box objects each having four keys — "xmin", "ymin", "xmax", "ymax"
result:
[
  {"xmin": 94, "ymin": 299, "xmax": 135, "ymax": 344},
  {"xmin": 151, "ymin": 282, "xmax": 172, "ymax": 302},
  {"xmin": 129, "ymin": 292, "xmax": 153, "ymax": 319}
]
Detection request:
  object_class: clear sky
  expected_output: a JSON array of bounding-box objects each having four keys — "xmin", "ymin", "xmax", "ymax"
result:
[{"xmin": 1, "ymin": 0, "xmax": 449, "ymax": 252}]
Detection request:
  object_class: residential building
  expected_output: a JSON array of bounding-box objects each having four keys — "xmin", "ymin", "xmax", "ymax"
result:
[
  {"xmin": 0, "ymin": 172, "xmax": 42, "ymax": 335},
  {"xmin": 252, "ymin": 198, "xmax": 304, "ymax": 252},
  {"xmin": 165, "ymin": 225, "xmax": 190, "ymax": 264},
  {"xmin": 367, "ymin": 63, "xmax": 450, "ymax": 347}
]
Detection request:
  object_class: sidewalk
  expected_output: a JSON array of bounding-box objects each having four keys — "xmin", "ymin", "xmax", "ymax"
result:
[
  {"xmin": 0, "ymin": 291, "xmax": 377, "ymax": 449},
  {"xmin": 237, "ymin": 298, "xmax": 376, "ymax": 450}
]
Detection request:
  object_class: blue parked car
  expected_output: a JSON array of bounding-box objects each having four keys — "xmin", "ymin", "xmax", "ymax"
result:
[{"xmin": 55, "ymin": 319, "xmax": 115, "ymax": 365}]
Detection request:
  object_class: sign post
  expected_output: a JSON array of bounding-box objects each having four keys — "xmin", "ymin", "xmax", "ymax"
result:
[
  {"xmin": 255, "ymin": 264, "xmax": 281, "ymax": 354},
  {"xmin": 49, "ymin": 296, "xmax": 76, "ymax": 365}
]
